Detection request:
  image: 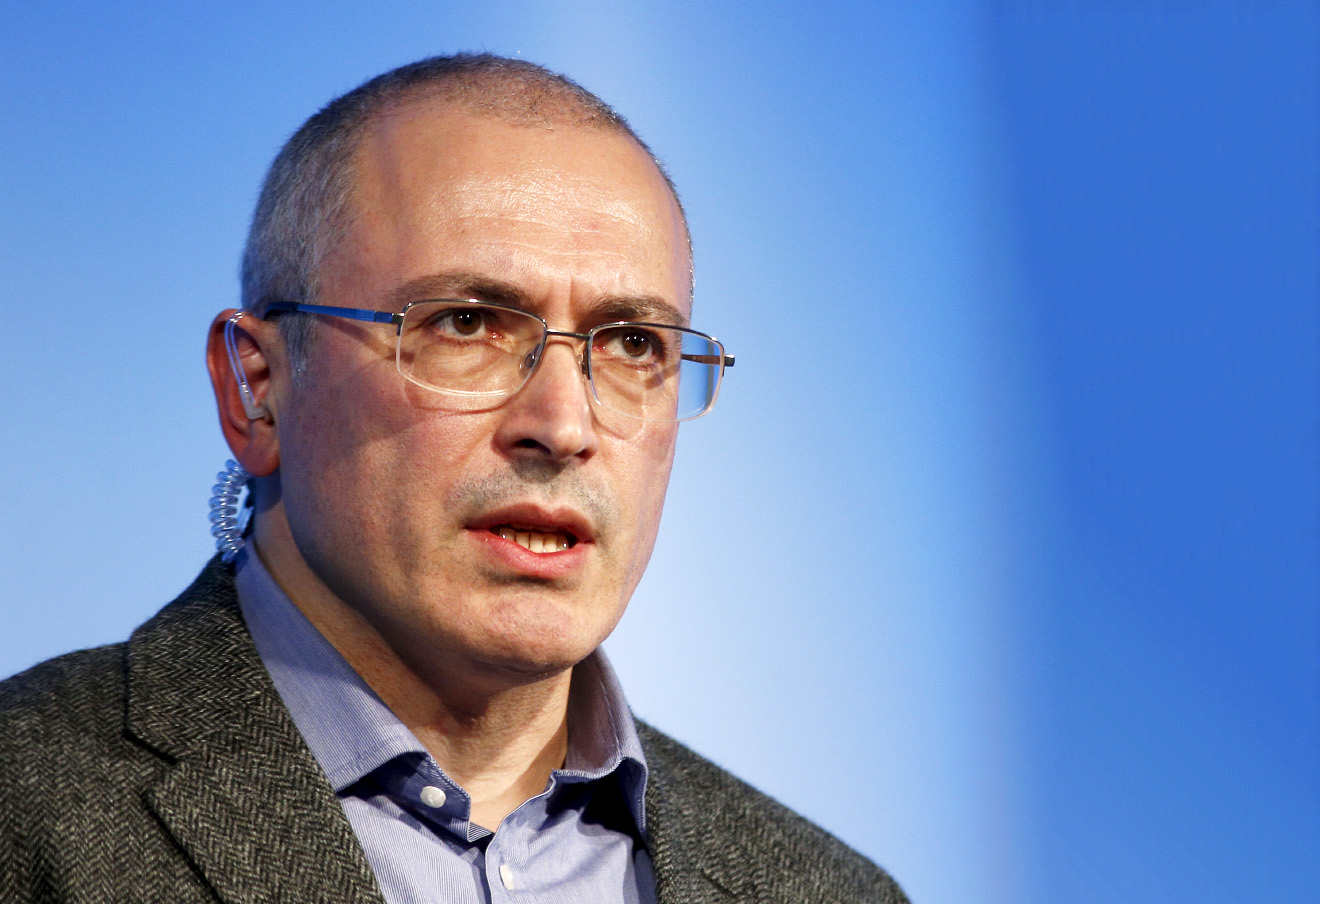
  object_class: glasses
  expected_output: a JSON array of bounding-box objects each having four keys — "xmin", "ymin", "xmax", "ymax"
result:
[{"xmin": 263, "ymin": 299, "xmax": 734, "ymax": 422}]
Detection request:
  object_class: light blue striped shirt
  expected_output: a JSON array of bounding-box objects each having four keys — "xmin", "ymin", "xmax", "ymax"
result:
[{"xmin": 234, "ymin": 543, "xmax": 656, "ymax": 904}]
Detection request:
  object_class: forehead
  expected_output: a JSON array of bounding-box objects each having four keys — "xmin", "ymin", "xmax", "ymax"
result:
[{"xmin": 326, "ymin": 99, "xmax": 692, "ymax": 316}]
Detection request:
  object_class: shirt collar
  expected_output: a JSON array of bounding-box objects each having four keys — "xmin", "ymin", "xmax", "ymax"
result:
[{"xmin": 233, "ymin": 541, "xmax": 649, "ymax": 835}]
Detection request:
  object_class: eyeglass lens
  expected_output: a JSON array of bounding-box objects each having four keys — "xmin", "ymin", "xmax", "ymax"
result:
[{"xmin": 396, "ymin": 301, "xmax": 723, "ymax": 421}]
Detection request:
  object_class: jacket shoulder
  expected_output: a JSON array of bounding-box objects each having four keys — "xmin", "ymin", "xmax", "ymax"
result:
[
  {"xmin": 0, "ymin": 643, "xmax": 129, "ymax": 752},
  {"xmin": 0, "ymin": 641, "xmax": 166, "ymax": 822},
  {"xmin": 638, "ymin": 722, "xmax": 908, "ymax": 903},
  {"xmin": 0, "ymin": 560, "xmax": 275, "ymax": 903}
]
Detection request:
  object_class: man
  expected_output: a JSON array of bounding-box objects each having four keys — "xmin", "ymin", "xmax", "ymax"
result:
[{"xmin": 0, "ymin": 55, "xmax": 906, "ymax": 903}]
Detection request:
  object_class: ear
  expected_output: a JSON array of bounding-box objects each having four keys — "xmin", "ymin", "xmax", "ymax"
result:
[{"xmin": 206, "ymin": 309, "xmax": 281, "ymax": 477}]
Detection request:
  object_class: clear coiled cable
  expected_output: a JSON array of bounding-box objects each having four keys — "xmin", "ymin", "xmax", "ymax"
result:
[{"xmin": 209, "ymin": 459, "xmax": 252, "ymax": 563}]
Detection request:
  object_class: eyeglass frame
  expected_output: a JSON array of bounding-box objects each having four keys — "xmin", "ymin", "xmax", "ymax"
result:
[{"xmin": 255, "ymin": 298, "xmax": 735, "ymax": 421}]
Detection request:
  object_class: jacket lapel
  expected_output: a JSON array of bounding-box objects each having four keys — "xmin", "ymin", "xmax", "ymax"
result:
[
  {"xmin": 127, "ymin": 559, "xmax": 387, "ymax": 904},
  {"xmin": 640, "ymin": 724, "xmax": 763, "ymax": 904}
]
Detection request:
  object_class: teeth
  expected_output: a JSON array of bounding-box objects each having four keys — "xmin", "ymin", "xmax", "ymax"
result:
[{"xmin": 495, "ymin": 527, "xmax": 571, "ymax": 553}]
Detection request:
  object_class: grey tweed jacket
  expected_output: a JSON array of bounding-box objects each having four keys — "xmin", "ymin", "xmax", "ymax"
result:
[{"xmin": 0, "ymin": 558, "xmax": 907, "ymax": 903}]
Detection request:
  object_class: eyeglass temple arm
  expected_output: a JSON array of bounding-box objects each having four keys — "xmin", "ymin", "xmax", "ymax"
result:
[
  {"xmin": 682, "ymin": 353, "xmax": 735, "ymax": 367},
  {"xmin": 263, "ymin": 301, "xmax": 404, "ymax": 328}
]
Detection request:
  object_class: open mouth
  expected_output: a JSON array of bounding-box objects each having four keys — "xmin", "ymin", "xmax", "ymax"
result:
[{"xmin": 489, "ymin": 524, "xmax": 578, "ymax": 554}]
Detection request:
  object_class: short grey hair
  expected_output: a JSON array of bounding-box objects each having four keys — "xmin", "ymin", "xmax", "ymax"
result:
[{"xmin": 240, "ymin": 53, "xmax": 687, "ymax": 376}]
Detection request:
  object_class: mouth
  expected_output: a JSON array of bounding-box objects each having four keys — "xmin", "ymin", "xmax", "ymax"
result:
[
  {"xmin": 489, "ymin": 523, "xmax": 578, "ymax": 554},
  {"xmin": 469, "ymin": 503, "xmax": 594, "ymax": 561}
]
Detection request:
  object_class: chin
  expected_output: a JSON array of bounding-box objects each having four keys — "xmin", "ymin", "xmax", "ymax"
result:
[
  {"xmin": 478, "ymin": 629, "xmax": 604, "ymax": 679},
  {"xmin": 472, "ymin": 591, "xmax": 622, "ymax": 668}
]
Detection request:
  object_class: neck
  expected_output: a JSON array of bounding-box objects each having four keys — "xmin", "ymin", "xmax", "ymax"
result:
[
  {"xmin": 400, "ymin": 677, "xmax": 571, "ymax": 830},
  {"xmin": 355, "ymin": 643, "xmax": 573, "ymax": 831},
  {"xmin": 251, "ymin": 513, "xmax": 575, "ymax": 831}
]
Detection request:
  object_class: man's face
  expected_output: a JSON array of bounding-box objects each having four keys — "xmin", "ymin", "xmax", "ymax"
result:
[{"xmin": 265, "ymin": 101, "xmax": 691, "ymax": 690}]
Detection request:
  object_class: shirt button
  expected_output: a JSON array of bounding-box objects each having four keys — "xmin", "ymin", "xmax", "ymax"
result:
[
  {"xmin": 419, "ymin": 785, "xmax": 447, "ymax": 808},
  {"xmin": 499, "ymin": 863, "xmax": 516, "ymax": 890}
]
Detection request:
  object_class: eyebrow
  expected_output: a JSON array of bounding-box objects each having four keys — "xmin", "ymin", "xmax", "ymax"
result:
[
  {"xmin": 384, "ymin": 272, "xmax": 689, "ymax": 327},
  {"xmin": 385, "ymin": 273, "xmax": 525, "ymax": 309},
  {"xmin": 590, "ymin": 295, "xmax": 687, "ymax": 327}
]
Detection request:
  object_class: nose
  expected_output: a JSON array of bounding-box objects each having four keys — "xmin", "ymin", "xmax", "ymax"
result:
[{"xmin": 493, "ymin": 335, "xmax": 599, "ymax": 462}]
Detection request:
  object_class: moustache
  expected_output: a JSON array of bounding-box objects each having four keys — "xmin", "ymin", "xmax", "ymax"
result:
[{"xmin": 448, "ymin": 462, "xmax": 616, "ymax": 539}]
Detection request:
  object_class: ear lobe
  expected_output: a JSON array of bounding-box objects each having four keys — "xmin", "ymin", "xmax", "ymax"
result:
[{"xmin": 206, "ymin": 309, "xmax": 280, "ymax": 477}]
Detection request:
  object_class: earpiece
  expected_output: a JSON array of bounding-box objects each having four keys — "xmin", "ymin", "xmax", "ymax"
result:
[{"xmin": 224, "ymin": 311, "xmax": 270, "ymax": 420}]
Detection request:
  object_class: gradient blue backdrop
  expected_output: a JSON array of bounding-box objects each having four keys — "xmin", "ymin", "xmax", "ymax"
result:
[{"xmin": 2, "ymin": 2, "xmax": 1316, "ymax": 901}]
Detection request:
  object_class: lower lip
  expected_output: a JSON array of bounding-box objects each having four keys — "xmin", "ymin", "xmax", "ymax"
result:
[{"xmin": 467, "ymin": 529, "xmax": 591, "ymax": 579}]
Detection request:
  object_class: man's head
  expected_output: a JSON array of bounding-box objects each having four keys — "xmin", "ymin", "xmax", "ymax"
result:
[{"xmin": 208, "ymin": 55, "xmax": 697, "ymax": 696}]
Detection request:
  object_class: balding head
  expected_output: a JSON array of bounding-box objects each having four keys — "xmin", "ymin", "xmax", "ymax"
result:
[{"xmin": 241, "ymin": 54, "xmax": 688, "ymax": 374}]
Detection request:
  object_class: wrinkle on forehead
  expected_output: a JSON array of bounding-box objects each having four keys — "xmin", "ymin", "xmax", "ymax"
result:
[
  {"xmin": 362, "ymin": 156, "xmax": 684, "ymax": 261},
  {"xmin": 443, "ymin": 171, "xmax": 674, "ymax": 234},
  {"xmin": 338, "ymin": 103, "xmax": 693, "ymax": 307}
]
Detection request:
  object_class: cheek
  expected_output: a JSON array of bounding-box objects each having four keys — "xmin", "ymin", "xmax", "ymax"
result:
[
  {"xmin": 275, "ymin": 372, "xmax": 481, "ymax": 538},
  {"xmin": 614, "ymin": 426, "xmax": 678, "ymax": 566}
]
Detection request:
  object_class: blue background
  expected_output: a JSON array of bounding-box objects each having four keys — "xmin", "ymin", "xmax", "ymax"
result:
[{"xmin": 2, "ymin": 2, "xmax": 1316, "ymax": 901}]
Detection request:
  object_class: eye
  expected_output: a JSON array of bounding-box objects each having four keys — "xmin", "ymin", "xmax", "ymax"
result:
[
  {"xmin": 448, "ymin": 310, "xmax": 484, "ymax": 336},
  {"xmin": 596, "ymin": 327, "xmax": 666, "ymax": 362},
  {"xmin": 428, "ymin": 307, "xmax": 496, "ymax": 339},
  {"xmin": 616, "ymin": 330, "xmax": 655, "ymax": 359}
]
